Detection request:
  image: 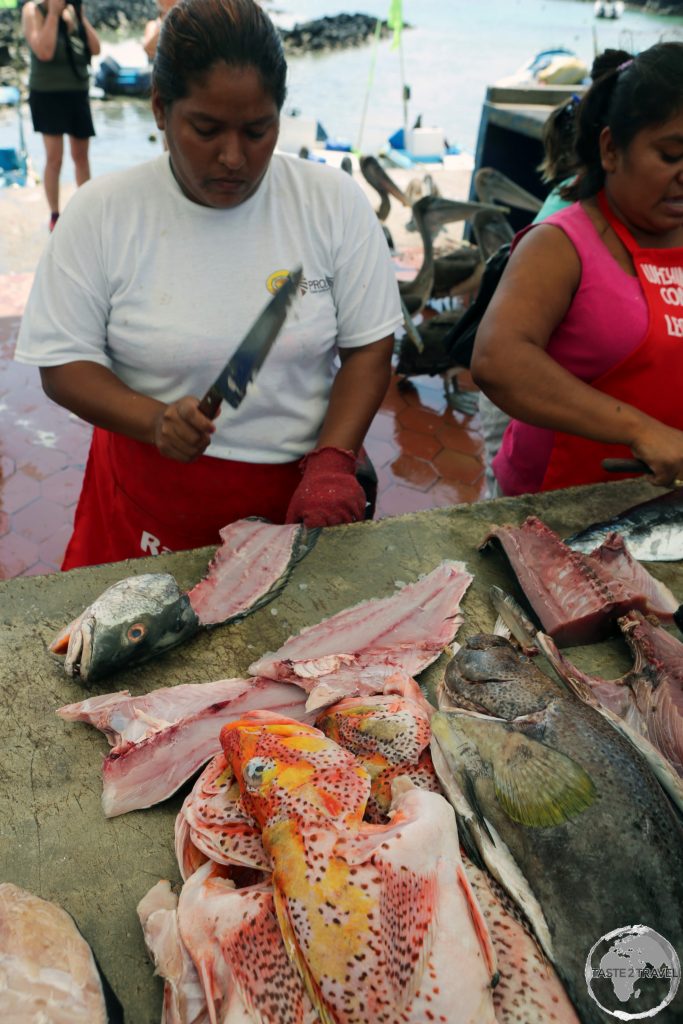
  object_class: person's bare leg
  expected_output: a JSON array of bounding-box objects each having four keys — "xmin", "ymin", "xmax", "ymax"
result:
[
  {"xmin": 42, "ymin": 133, "xmax": 63, "ymax": 214},
  {"xmin": 70, "ymin": 135, "xmax": 91, "ymax": 186}
]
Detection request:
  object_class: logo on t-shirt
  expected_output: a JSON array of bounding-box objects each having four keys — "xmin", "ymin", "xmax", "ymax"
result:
[{"xmin": 266, "ymin": 269, "xmax": 333, "ymax": 296}]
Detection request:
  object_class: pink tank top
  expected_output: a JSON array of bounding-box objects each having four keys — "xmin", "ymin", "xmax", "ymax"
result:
[{"xmin": 493, "ymin": 202, "xmax": 648, "ymax": 497}]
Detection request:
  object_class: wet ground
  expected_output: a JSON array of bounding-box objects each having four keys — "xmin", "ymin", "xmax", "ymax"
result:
[{"xmin": 0, "ymin": 163, "xmax": 486, "ymax": 579}]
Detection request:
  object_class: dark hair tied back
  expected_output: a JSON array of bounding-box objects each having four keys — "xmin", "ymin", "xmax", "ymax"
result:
[
  {"xmin": 153, "ymin": 0, "xmax": 287, "ymax": 110},
  {"xmin": 564, "ymin": 41, "xmax": 683, "ymax": 201}
]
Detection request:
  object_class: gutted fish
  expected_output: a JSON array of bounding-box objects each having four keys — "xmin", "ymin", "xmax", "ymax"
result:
[
  {"xmin": 57, "ymin": 677, "xmax": 314, "ymax": 817},
  {"xmin": 249, "ymin": 560, "xmax": 473, "ymax": 709},
  {"xmin": 49, "ymin": 519, "xmax": 316, "ymax": 683},
  {"xmin": 221, "ymin": 713, "xmax": 499, "ymax": 1024},
  {"xmin": 431, "ymin": 634, "xmax": 683, "ymax": 1024},
  {"xmin": 0, "ymin": 882, "xmax": 122, "ymax": 1023},
  {"xmin": 137, "ymin": 880, "xmax": 210, "ymax": 1024},
  {"xmin": 481, "ymin": 517, "xmax": 678, "ymax": 645},
  {"xmin": 566, "ymin": 486, "xmax": 683, "ymax": 560}
]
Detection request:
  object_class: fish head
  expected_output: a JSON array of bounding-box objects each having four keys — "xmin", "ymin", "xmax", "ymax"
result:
[
  {"xmin": 316, "ymin": 694, "xmax": 431, "ymax": 768},
  {"xmin": 220, "ymin": 711, "xmax": 371, "ymax": 832},
  {"xmin": 443, "ymin": 634, "xmax": 563, "ymax": 719},
  {"xmin": 49, "ymin": 573, "xmax": 200, "ymax": 683}
]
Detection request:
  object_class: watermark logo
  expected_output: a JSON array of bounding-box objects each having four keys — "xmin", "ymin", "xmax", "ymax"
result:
[{"xmin": 585, "ymin": 925, "xmax": 680, "ymax": 1020}]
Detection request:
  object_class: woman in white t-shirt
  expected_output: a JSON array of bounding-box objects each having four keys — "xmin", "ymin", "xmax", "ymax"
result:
[{"xmin": 16, "ymin": 0, "xmax": 402, "ymax": 569}]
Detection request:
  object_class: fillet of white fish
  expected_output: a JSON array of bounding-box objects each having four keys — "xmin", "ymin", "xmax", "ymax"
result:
[{"xmin": 249, "ymin": 560, "xmax": 473, "ymax": 710}]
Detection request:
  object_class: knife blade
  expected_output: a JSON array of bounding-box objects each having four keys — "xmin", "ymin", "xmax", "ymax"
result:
[
  {"xmin": 602, "ymin": 457, "xmax": 653, "ymax": 474},
  {"xmin": 198, "ymin": 266, "xmax": 303, "ymax": 418}
]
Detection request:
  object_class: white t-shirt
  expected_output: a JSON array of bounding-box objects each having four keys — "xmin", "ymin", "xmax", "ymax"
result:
[{"xmin": 16, "ymin": 153, "xmax": 402, "ymax": 463}]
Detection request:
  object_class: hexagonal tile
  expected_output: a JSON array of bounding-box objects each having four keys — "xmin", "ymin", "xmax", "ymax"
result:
[
  {"xmin": 39, "ymin": 521, "xmax": 73, "ymax": 570},
  {"xmin": 0, "ymin": 530, "xmax": 40, "ymax": 578},
  {"xmin": 396, "ymin": 406, "xmax": 443, "ymax": 435},
  {"xmin": 434, "ymin": 421, "xmax": 484, "ymax": 457},
  {"xmin": 389, "ymin": 453, "xmax": 439, "ymax": 491},
  {"xmin": 40, "ymin": 467, "xmax": 85, "ymax": 508},
  {"xmin": 395, "ymin": 429, "xmax": 442, "ymax": 461},
  {"xmin": 364, "ymin": 436, "xmax": 398, "ymax": 471},
  {"xmin": 376, "ymin": 484, "xmax": 443, "ymax": 518},
  {"xmin": 14, "ymin": 497, "xmax": 69, "ymax": 545},
  {"xmin": 0, "ymin": 454, "xmax": 15, "ymax": 478},
  {"xmin": 0, "ymin": 511, "xmax": 9, "ymax": 537},
  {"xmin": 17, "ymin": 448, "xmax": 71, "ymax": 480},
  {"xmin": 432, "ymin": 449, "xmax": 484, "ymax": 486},
  {"xmin": 0, "ymin": 472, "xmax": 41, "ymax": 514}
]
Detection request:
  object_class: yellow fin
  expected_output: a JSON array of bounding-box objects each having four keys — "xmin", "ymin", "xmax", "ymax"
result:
[{"xmin": 494, "ymin": 730, "xmax": 596, "ymax": 827}]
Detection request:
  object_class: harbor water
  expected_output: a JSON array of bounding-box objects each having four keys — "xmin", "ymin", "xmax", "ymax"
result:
[{"xmin": 1, "ymin": 0, "xmax": 682, "ymax": 184}]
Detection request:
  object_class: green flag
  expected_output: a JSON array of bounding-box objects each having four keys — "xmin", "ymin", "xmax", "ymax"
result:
[{"xmin": 387, "ymin": 0, "xmax": 402, "ymax": 51}]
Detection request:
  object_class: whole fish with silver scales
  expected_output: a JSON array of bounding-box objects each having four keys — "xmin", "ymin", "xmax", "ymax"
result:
[
  {"xmin": 431, "ymin": 634, "xmax": 683, "ymax": 1024},
  {"xmin": 566, "ymin": 487, "xmax": 683, "ymax": 561}
]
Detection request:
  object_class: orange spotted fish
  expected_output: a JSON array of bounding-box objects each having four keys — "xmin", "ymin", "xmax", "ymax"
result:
[
  {"xmin": 315, "ymin": 692, "xmax": 440, "ymax": 822},
  {"xmin": 220, "ymin": 711, "xmax": 498, "ymax": 1024}
]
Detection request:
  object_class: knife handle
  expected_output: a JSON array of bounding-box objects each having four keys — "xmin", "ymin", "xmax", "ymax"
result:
[
  {"xmin": 602, "ymin": 458, "xmax": 652, "ymax": 474},
  {"xmin": 198, "ymin": 386, "xmax": 222, "ymax": 420}
]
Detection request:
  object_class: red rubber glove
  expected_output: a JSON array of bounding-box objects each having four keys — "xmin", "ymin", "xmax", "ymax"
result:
[{"xmin": 285, "ymin": 446, "xmax": 367, "ymax": 527}]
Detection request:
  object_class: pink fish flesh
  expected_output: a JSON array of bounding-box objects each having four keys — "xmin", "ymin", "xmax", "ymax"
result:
[
  {"xmin": 187, "ymin": 519, "xmax": 315, "ymax": 626},
  {"xmin": 248, "ymin": 560, "xmax": 473, "ymax": 710},
  {"xmin": 57, "ymin": 678, "xmax": 314, "ymax": 817},
  {"xmin": 137, "ymin": 880, "xmax": 209, "ymax": 1024},
  {"xmin": 481, "ymin": 516, "xmax": 678, "ymax": 646},
  {"xmin": 0, "ymin": 883, "xmax": 116, "ymax": 1024}
]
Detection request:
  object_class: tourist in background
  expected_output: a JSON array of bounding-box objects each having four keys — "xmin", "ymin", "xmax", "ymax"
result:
[
  {"xmin": 22, "ymin": 0, "xmax": 100, "ymax": 231},
  {"xmin": 15, "ymin": 0, "xmax": 400, "ymax": 569},
  {"xmin": 472, "ymin": 42, "xmax": 683, "ymax": 496},
  {"xmin": 142, "ymin": 0, "xmax": 178, "ymax": 61}
]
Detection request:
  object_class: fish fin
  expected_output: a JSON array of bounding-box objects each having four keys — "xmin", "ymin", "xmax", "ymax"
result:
[
  {"xmin": 494, "ymin": 729, "xmax": 597, "ymax": 827},
  {"xmin": 456, "ymin": 862, "xmax": 498, "ymax": 982},
  {"xmin": 464, "ymin": 771, "xmax": 495, "ymax": 843},
  {"xmin": 273, "ymin": 889, "xmax": 337, "ymax": 1024},
  {"xmin": 457, "ymin": 817, "xmax": 487, "ymax": 871},
  {"xmin": 221, "ymin": 888, "xmax": 313, "ymax": 1024},
  {"xmin": 375, "ymin": 855, "xmax": 438, "ymax": 1006}
]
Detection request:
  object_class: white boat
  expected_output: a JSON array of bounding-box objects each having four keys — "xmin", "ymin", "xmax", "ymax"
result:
[
  {"xmin": 498, "ymin": 47, "xmax": 589, "ymax": 88},
  {"xmin": 594, "ymin": 1, "xmax": 624, "ymax": 19}
]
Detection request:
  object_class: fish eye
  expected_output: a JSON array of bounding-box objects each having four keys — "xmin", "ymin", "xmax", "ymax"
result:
[
  {"xmin": 127, "ymin": 623, "xmax": 147, "ymax": 644},
  {"xmin": 243, "ymin": 756, "xmax": 273, "ymax": 788}
]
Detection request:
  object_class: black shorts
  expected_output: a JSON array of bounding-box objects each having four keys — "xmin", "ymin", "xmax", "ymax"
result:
[{"xmin": 28, "ymin": 89, "xmax": 95, "ymax": 139}]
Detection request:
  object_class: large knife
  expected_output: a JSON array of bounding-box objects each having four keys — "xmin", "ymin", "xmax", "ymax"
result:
[{"xmin": 198, "ymin": 266, "xmax": 303, "ymax": 418}]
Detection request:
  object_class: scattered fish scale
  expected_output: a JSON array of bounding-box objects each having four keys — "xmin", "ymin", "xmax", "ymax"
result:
[
  {"xmin": 49, "ymin": 519, "xmax": 316, "ymax": 683},
  {"xmin": 566, "ymin": 486, "xmax": 683, "ymax": 560},
  {"xmin": 481, "ymin": 516, "xmax": 678, "ymax": 645},
  {"xmin": 432, "ymin": 634, "xmax": 683, "ymax": 1024}
]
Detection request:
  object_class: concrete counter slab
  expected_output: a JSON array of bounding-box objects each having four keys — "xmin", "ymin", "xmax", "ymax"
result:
[{"xmin": 0, "ymin": 478, "xmax": 679, "ymax": 1022}]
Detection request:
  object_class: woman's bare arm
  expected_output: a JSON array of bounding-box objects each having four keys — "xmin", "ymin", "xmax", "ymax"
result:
[
  {"xmin": 22, "ymin": 0, "xmax": 63, "ymax": 61},
  {"xmin": 317, "ymin": 337, "xmax": 393, "ymax": 453},
  {"xmin": 471, "ymin": 225, "xmax": 683, "ymax": 485},
  {"xmin": 78, "ymin": 5, "xmax": 101, "ymax": 56},
  {"xmin": 40, "ymin": 361, "xmax": 216, "ymax": 462}
]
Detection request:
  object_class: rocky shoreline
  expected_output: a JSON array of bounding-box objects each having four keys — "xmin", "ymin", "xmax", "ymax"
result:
[{"xmin": 0, "ymin": 6, "xmax": 394, "ymax": 92}]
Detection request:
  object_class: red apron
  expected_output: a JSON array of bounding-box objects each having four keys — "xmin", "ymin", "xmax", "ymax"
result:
[
  {"xmin": 62, "ymin": 428, "xmax": 302, "ymax": 570},
  {"xmin": 540, "ymin": 190, "xmax": 683, "ymax": 492}
]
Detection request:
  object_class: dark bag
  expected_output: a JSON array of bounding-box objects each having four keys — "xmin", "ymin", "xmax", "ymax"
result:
[{"xmin": 440, "ymin": 242, "xmax": 510, "ymax": 370}]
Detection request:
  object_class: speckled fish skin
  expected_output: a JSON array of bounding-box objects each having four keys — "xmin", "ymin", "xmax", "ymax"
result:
[
  {"xmin": 0, "ymin": 883, "xmax": 112, "ymax": 1024},
  {"xmin": 316, "ymin": 689, "xmax": 580, "ymax": 1023},
  {"xmin": 221, "ymin": 713, "xmax": 498, "ymax": 1024},
  {"xmin": 49, "ymin": 573, "xmax": 200, "ymax": 683},
  {"xmin": 315, "ymin": 693, "xmax": 440, "ymax": 822},
  {"xmin": 433, "ymin": 634, "xmax": 683, "ymax": 1024}
]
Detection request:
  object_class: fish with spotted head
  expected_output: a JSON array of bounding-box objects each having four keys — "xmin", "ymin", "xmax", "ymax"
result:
[{"xmin": 220, "ymin": 710, "xmax": 498, "ymax": 1024}]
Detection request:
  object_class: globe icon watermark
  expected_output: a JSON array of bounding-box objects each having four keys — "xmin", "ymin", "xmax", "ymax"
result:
[{"xmin": 585, "ymin": 925, "xmax": 681, "ymax": 1020}]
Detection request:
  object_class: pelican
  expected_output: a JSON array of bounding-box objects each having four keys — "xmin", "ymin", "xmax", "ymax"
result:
[
  {"xmin": 360, "ymin": 155, "xmax": 410, "ymax": 222},
  {"xmin": 472, "ymin": 168, "xmax": 543, "ymax": 259},
  {"xmin": 399, "ymin": 194, "xmax": 502, "ymax": 314},
  {"xmin": 396, "ymin": 300, "xmax": 479, "ymax": 415}
]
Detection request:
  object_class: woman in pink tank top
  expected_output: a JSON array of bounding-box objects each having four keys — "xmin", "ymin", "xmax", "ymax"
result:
[{"xmin": 472, "ymin": 42, "xmax": 683, "ymax": 496}]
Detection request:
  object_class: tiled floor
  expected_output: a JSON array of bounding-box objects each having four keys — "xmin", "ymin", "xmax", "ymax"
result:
[{"xmin": 0, "ymin": 268, "xmax": 485, "ymax": 580}]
